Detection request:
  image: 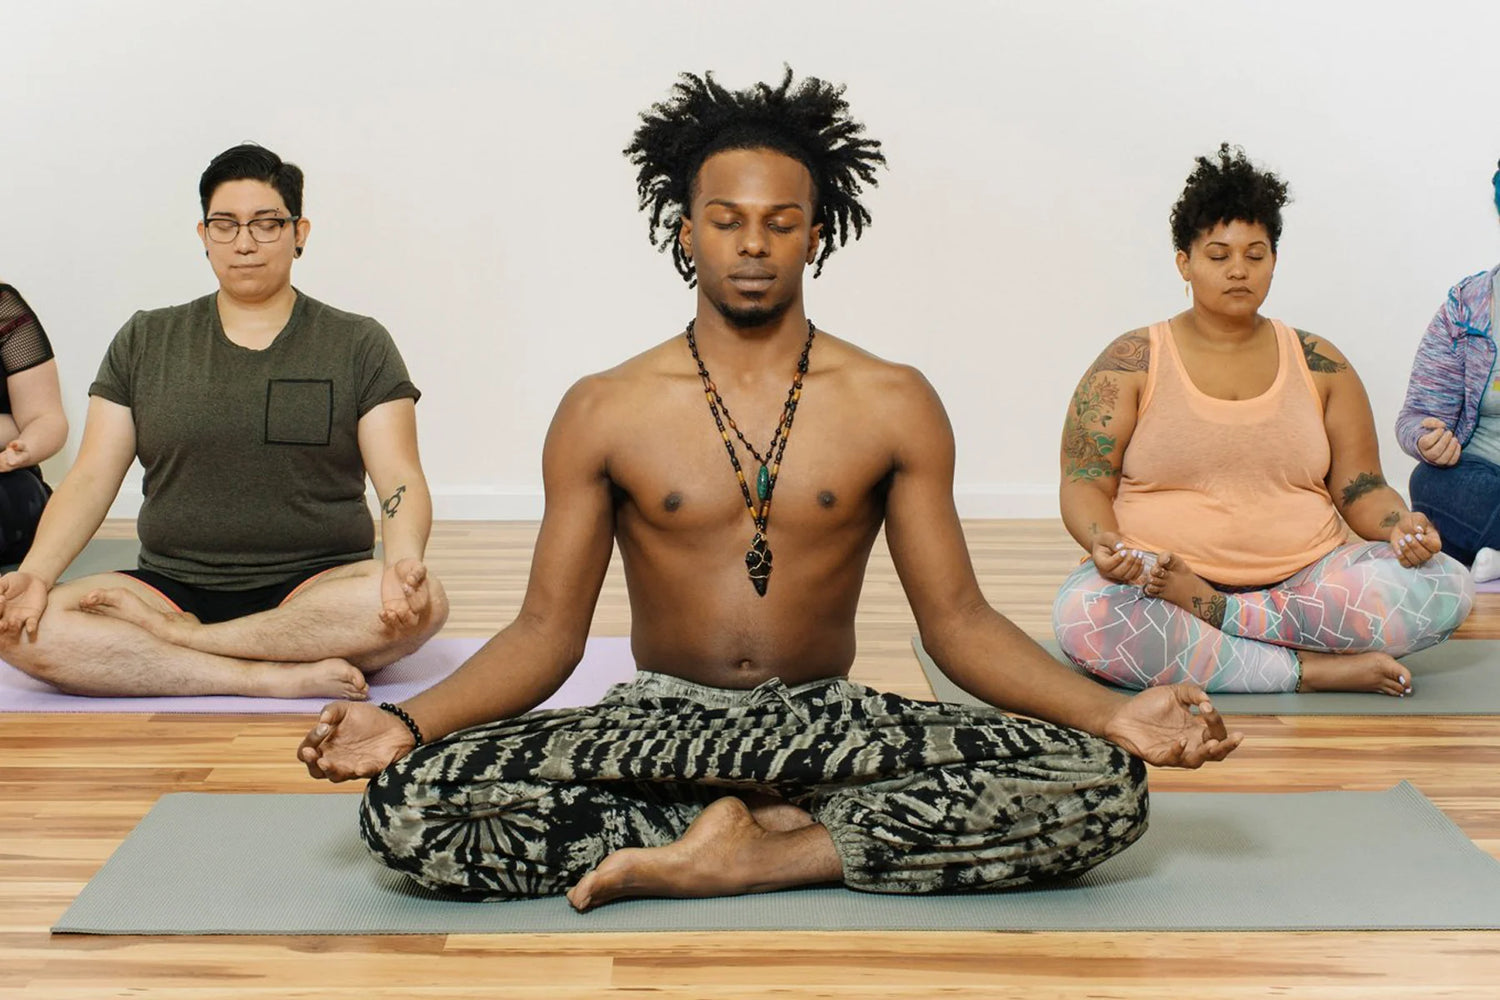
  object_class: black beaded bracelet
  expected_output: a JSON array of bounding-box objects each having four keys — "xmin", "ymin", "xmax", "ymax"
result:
[{"xmin": 378, "ymin": 702, "xmax": 424, "ymax": 747}]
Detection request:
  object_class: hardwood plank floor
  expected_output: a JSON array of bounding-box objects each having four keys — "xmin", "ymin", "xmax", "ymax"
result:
[{"xmin": 3, "ymin": 519, "xmax": 1498, "ymax": 998}]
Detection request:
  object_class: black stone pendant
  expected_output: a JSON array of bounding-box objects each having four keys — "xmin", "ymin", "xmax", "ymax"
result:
[{"xmin": 745, "ymin": 531, "xmax": 772, "ymax": 596}]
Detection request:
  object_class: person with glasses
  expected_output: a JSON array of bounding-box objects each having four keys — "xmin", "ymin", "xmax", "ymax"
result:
[
  {"xmin": 0, "ymin": 284, "xmax": 68, "ymax": 566},
  {"xmin": 1397, "ymin": 160, "xmax": 1500, "ymax": 582},
  {"xmin": 0, "ymin": 144, "xmax": 447, "ymax": 700}
]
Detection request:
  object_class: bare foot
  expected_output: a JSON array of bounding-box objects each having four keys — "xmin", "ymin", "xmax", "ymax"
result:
[
  {"xmin": 565, "ymin": 795, "xmax": 841, "ymax": 913},
  {"xmin": 1298, "ymin": 650, "xmax": 1411, "ymax": 697},
  {"xmin": 1142, "ymin": 552, "xmax": 1227, "ymax": 626},
  {"xmin": 251, "ymin": 658, "xmax": 369, "ymax": 701},
  {"xmin": 79, "ymin": 587, "xmax": 199, "ymax": 643}
]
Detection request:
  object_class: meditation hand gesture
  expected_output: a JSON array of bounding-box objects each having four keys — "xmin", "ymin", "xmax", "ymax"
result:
[
  {"xmin": 1389, "ymin": 511, "xmax": 1442, "ymax": 568},
  {"xmin": 1416, "ymin": 417, "xmax": 1461, "ymax": 467},
  {"xmin": 1102, "ymin": 683, "xmax": 1243, "ymax": 768},
  {"xmin": 379, "ymin": 558, "xmax": 431, "ymax": 631},
  {"xmin": 0, "ymin": 439, "xmax": 30, "ymax": 472},
  {"xmin": 0, "ymin": 571, "xmax": 49, "ymax": 638},
  {"xmin": 1090, "ymin": 530, "xmax": 1150, "ymax": 586},
  {"xmin": 298, "ymin": 701, "xmax": 415, "ymax": 782}
]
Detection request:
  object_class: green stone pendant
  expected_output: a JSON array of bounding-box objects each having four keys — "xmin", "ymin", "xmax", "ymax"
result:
[{"xmin": 756, "ymin": 464, "xmax": 770, "ymax": 501}]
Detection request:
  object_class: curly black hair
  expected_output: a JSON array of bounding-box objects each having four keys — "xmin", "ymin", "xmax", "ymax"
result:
[
  {"xmin": 624, "ymin": 67, "xmax": 886, "ymax": 284},
  {"xmin": 1169, "ymin": 143, "xmax": 1290, "ymax": 253}
]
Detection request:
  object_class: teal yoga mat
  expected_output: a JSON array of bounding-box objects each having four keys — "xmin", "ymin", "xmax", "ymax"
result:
[
  {"xmin": 914, "ymin": 636, "xmax": 1500, "ymax": 715},
  {"xmin": 52, "ymin": 783, "xmax": 1500, "ymax": 934}
]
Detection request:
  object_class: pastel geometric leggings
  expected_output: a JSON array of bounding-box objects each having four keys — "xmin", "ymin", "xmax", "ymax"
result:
[{"xmin": 1052, "ymin": 542, "xmax": 1475, "ymax": 692}]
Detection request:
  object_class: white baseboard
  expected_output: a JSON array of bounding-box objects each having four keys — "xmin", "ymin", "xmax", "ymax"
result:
[{"xmin": 107, "ymin": 483, "xmax": 1060, "ymax": 522}]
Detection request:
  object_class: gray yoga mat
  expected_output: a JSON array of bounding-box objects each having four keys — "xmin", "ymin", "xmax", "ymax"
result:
[
  {"xmin": 1, "ymin": 536, "xmax": 141, "ymax": 581},
  {"xmin": 914, "ymin": 636, "xmax": 1500, "ymax": 715},
  {"xmin": 52, "ymin": 782, "xmax": 1500, "ymax": 934}
]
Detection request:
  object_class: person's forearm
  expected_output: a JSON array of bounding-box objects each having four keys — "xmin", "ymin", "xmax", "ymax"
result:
[
  {"xmin": 377, "ymin": 476, "xmax": 432, "ymax": 563},
  {"xmin": 17, "ymin": 471, "xmax": 116, "ymax": 584},
  {"xmin": 398, "ymin": 618, "xmax": 579, "ymax": 740},
  {"xmin": 926, "ymin": 603, "xmax": 1126, "ymax": 738},
  {"xmin": 0, "ymin": 415, "xmax": 19, "ymax": 443},
  {"xmin": 1342, "ymin": 487, "xmax": 1409, "ymax": 541},
  {"xmin": 12, "ymin": 412, "xmax": 68, "ymax": 465},
  {"xmin": 1060, "ymin": 481, "xmax": 1120, "ymax": 550}
]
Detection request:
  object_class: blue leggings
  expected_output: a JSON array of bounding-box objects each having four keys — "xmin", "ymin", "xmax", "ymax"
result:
[{"xmin": 1410, "ymin": 454, "xmax": 1500, "ymax": 567}]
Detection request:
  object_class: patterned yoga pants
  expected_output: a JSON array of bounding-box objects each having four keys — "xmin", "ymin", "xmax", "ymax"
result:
[
  {"xmin": 1052, "ymin": 542, "xmax": 1475, "ymax": 692},
  {"xmin": 360, "ymin": 671, "xmax": 1148, "ymax": 900}
]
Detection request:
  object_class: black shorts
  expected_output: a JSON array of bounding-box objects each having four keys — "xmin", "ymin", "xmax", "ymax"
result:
[{"xmin": 116, "ymin": 564, "xmax": 353, "ymax": 625}]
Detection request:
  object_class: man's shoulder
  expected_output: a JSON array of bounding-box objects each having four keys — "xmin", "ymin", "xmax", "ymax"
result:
[
  {"xmin": 813, "ymin": 331, "xmax": 935, "ymax": 400},
  {"xmin": 128, "ymin": 293, "xmax": 216, "ymax": 328},
  {"xmin": 296, "ymin": 293, "xmax": 387, "ymax": 337}
]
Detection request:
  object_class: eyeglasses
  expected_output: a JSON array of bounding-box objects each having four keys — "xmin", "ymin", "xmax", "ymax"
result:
[{"xmin": 203, "ymin": 216, "xmax": 300, "ymax": 243}]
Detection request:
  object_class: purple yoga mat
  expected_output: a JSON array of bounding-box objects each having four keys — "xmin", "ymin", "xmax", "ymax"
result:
[
  {"xmin": 1475, "ymin": 578, "xmax": 1500, "ymax": 594},
  {"xmin": 0, "ymin": 635, "xmax": 637, "ymax": 713}
]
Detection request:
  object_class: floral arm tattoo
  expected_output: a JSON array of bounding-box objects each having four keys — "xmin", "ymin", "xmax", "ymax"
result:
[
  {"xmin": 1062, "ymin": 331, "xmax": 1149, "ymax": 483},
  {"xmin": 381, "ymin": 484, "xmax": 407, "ymax": 519}
]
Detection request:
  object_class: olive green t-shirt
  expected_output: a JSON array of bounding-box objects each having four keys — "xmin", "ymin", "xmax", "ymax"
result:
[{"xmin": 89, "ymin": 291, "xmax": 420, "ymax": 589}]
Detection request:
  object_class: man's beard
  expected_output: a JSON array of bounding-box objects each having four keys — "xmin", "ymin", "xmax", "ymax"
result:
[{"xmin": 711, "ymin": 293, "xmax": 793, "ymax": 329}]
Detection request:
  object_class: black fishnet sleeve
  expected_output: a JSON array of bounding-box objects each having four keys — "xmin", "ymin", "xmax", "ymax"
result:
[{"xmin": 0, "ymin": 285, "xmax": 56, "ymax": 377}]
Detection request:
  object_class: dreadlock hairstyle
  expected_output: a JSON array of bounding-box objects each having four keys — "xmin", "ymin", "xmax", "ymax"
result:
[
  {"xmin": 624, "ymin": 67, "xmax": 886, "ymax": 285},
  {"xmin": 1170, "ymin": 143, "xmax": 1291, "ymax": 254}
]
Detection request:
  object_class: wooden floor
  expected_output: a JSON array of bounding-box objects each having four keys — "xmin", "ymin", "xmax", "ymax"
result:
[{"xmin": 5, "ymin": 519, "xmax": 1500, "ymax": 998}]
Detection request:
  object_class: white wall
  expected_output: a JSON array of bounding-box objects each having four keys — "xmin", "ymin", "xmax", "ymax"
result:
[{"xmin": 4, "ymin": 0, "xmax": 1497, "ymax": 518}]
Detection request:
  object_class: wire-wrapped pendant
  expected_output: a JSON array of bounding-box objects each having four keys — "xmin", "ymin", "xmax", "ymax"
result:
[{"xmin": 745, "ymin": 531, "xmax": 772, "ymax": 596}]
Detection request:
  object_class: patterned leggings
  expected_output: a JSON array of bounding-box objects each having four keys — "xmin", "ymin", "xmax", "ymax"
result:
[
  {"xmin": 361, "ymin": 671, "xmax": 1148, "ymax": 900},
  {"xmin": 1052, "ymin": 542, "xmax": 1475, "ymax": 692}
]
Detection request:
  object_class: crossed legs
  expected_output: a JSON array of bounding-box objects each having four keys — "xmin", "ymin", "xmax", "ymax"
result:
[
  {"xmin": 1054, "ymin": 542, "xmax": 1474, "ymax": 693},
  {"xmin": 2, "ymin": 560, "xmax": 448, "ymax": 697}
]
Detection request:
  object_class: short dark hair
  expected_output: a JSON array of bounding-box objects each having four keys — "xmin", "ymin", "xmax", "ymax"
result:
[
  {"xmin": 1491, "ymin": 158, "xmax": 1499, "ymax": 218},
  {"xmin": 624, "ymin": 67, "xmax": 886, "ymax": 285},
  {"xmin": 199, "ymin": 143, "xmax": 304, "ymax": 218},
  {"xmin": 1170, "ymin": 143, "xmax": 1290, "ymax": 253}
]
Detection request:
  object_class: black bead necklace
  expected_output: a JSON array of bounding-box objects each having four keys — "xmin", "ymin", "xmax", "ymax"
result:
[{"xmin": 686, "ymin": 318, "xmax": 815, "ymax": 596}]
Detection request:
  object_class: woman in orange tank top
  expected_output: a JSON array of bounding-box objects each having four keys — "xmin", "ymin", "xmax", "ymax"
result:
[{"xmin": 1053, "ymin": 145, "xmax": 1472, "ymax": 695}]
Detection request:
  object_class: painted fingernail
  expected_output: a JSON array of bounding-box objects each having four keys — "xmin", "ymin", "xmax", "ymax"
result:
[
  {"xmin": 1405, "ymin": 687, "xmax": 1412, "ymax": 694},
  {"xmin": 314, "ymin": 725, "xmax": 328, "ymax": 736},
  {"xmin": 1404, "ymin": 534, "xmax": 1414, "ymax": 544}
]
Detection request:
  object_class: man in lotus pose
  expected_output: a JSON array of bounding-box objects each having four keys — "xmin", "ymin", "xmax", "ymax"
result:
[
  {"xmin": 299, "ymin": 70, "xmax": 1239, "ymax": 909},
  {"xmin": 0, "ymin": 144, "xmax": 446, "ymax": 699}
]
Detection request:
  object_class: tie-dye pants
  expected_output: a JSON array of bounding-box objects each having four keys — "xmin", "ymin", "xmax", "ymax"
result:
[
  {"xmin": 360, "ymin": 671, "xmax": 1147, "ymax": 900},
  {"xmin": 1052, "ymin": 542, "xmax": 1474, "ymax": 692}
]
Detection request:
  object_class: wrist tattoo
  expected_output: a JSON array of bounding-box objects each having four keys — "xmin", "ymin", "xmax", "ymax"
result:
[
  {"xmin": 1191, "ymin": 594, "xmax": 1227, "ymax": 629},
  {"xmin": 381, "ymin": 485, "xmax": 407, "ymax": 519},
  {"xmin": 1379, "ymin": 511, "xmax": 1401, "ymax": 529}
]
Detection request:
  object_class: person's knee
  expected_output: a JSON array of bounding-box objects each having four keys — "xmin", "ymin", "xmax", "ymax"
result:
[{"xmin": 0, "ymin": 606, "xmax": 87, "ymax": 688}]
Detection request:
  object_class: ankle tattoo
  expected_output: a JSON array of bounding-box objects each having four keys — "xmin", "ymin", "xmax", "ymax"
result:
[{"xmin": 1190, "ymin": 593, "xmax": 1227, "ymax": 629}]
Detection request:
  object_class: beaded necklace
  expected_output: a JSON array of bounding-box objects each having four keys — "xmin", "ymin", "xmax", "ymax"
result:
[{"xmin": 685, "ymin": 318, "xmax": 815, "ymax": 596}]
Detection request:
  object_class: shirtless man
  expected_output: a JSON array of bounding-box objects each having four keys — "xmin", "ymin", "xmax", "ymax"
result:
[
  {"xmin": 298, "ymin": 70, "xmax": 1240, "ymax": 909},
  {"xmin": 0, "ymin": 144, "xmax": 447, "ymax": 699}
]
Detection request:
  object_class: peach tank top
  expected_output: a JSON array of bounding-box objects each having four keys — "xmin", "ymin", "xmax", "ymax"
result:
[{"xmin": 1113, "ymin": 320, "xmax": 1346, "ymax": 586}]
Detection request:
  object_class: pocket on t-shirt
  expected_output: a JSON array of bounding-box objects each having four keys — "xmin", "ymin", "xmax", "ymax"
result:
[{"xmin": 264, "ymin": 379, "xmax": 333, "ymax": 446}]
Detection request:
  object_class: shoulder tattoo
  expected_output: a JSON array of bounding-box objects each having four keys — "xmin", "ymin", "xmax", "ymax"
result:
[
  {"xmin": 1295, "ymin": 330, "xmax": 1348, "ymax": 374},
  {"xmin": 1084, "ymin": 330, "xmax": 1151, "ymax": 379}
]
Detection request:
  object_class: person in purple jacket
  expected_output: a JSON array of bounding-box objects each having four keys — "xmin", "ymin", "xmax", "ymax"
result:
[{"xmin": 1397, "ymin": 159, "xmax": 1500, "ymax": 579}]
